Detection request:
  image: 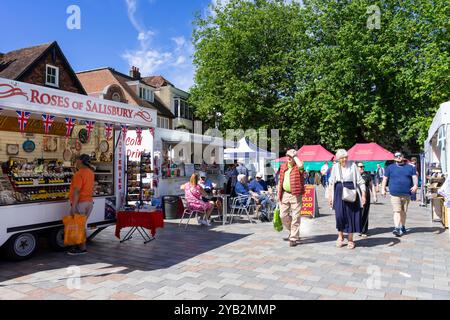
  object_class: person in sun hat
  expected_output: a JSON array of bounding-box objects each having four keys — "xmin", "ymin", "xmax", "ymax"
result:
[
  {"xmin": 381, "ymin": 152, "xmax": 418, "ymax": 237},
  {"xmin": 277, "ymin": 149, "xmax": 305, "ymax": 247},
  {"xmin": 67, "ymin": 154, "xmax": 95, "ymax": 256}
]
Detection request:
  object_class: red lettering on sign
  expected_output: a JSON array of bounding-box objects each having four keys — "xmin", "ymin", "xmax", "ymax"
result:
[{"xmin": 301, "ymin": 185, "xmax": 316, "ymax": 217}]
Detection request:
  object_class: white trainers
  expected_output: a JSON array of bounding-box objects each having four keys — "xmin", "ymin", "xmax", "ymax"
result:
[
  {"xmin": 204, "ymin": 220, "xmax": 212, "ymax": 227},
  {"xmin": 198, "ymin": 218, "xmax": 204, "ymax": 225}
]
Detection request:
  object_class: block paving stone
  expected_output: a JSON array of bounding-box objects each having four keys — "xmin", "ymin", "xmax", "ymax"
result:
[{"xmin": 1, "ymin": 189, "xmax": 450, "ymax": 300}]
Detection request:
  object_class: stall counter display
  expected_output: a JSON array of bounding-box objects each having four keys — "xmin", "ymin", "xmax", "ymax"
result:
[
  {"xmin": 92, "ymin": 161, "xmax": 114, "ymax": 196},
  {"xmin": 2, "ymin": 160, "xmax": 74, "ymax": 204},
  {"xmin": 426, "ymin": 168, "xmax": 446, "ymax": 222}
]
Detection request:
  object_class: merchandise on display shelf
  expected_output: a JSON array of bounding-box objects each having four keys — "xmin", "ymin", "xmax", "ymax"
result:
[
  {"xmin": 2, "ymin": 159, "xmax": 74, "ymax": 204},
  {"xmin": 125, "ymin": 152, "xmax": 155, "ymax": 209}
]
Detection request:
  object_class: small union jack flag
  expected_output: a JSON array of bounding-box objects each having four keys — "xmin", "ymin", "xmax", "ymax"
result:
[
  {"xmin": 85, "ymin": 120, "xmax": 96, "ymax": 141},
  {"xmin": 16, "ymin": 110, "xmax": 31, "ymax": 132},
  {"xmin": 104, "ymin": 123, "xmax": 113, "ymax": 140},
  {"xmin": 121, "ymin": 125, "xmax": 128, "ymax": 140},
  {"xmin": 136, "ymin": 127, "xmax": 143, "ymax": 140},
  {"xmin": 64, "ymin": 117, "xmax": 76, "ymax": 137},
  {"xmin": 149, "ymin": 128, "xmax": 155, "ymax": 137},
  {"xmin": 42, "ymin": 114, "xmax": 55, "ymax": 134}
]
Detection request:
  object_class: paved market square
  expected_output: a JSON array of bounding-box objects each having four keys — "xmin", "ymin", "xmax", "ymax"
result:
[{"xmin": 1, "ymin": 188, "xmax": 450, "ymax": 300}]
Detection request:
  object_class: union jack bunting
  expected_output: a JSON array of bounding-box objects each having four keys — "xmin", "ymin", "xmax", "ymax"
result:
[
  {"xmin": 85, "ymin": 120, "xmax": 96, "ymax": 141},
  {"xmin": 41, "ymin": 114, "xmax": 55, "ymax": 134},
  {"xmin": 16, "ymin": 110, "xmax": 31, "ymax": 132},
  {"xmin": 135, "ymin": 127, "xmax": 143, "ymax": 140},
  {"xmin": 104, "ymin": 123, "xmax": 113, "ymax": 140},
  {"xmin": 64, "ymin": 117, "xmax": 76, "ymax": 137},
  {"xmin": 121, "ymin": 125, "xmax": 128, "ymax": 140}
]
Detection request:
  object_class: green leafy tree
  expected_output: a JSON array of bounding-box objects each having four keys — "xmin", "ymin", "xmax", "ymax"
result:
[{"xmin": 190, "ymin": 0, "xmax": 449, "ymax": 153}]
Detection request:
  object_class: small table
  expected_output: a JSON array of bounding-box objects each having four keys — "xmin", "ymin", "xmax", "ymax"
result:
[
  {"xmin": 216, "ymin": 194, "xmax": 230, "ymax": 225},
  {"xmin": 115, "ymin": 210, "xmax": 164, "ymax": 244}
]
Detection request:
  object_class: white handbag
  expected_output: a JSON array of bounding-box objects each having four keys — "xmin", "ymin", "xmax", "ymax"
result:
[{"xmin": 339, "ymin": 165, "xmax": 357, "ymax": 203}]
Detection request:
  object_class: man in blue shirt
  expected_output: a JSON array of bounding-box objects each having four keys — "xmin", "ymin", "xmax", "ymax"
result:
[
  {"xmin": 236, "ymin": 174, "xmax": 270, "ymax": 221},
  {"xmin": 382, "ymin": 152, "xmax": 418, "ymax": 237},
  {"xmin": 249, "ymin": 173, "xmax": 274, "ymax": 216},
  {"xmin": 199, "ymin": 172, "xmax": 214, "ymax": 191},
  {"xmin": 249, "ymin": 173, "xmax": 268, "ymax": 192}
]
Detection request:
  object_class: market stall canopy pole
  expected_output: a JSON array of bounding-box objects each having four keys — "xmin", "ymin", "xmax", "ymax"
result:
[{"xmin": 347, "ymin": 143, "xmax": 394, "ymax": 161}]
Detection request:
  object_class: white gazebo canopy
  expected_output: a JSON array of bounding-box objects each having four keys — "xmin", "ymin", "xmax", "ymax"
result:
[
  {"xmin": 426, "ymin": 101, "xmax": 450, "ymax": 146},
  {"xmin": 224, "ymin": 137, "xmax": 276, "ymax": 160}
]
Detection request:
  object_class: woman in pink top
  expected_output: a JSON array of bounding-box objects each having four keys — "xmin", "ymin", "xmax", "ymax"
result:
[{"xmin": 181, "ymin": 173, "xmax": 213, "ymax": 226}]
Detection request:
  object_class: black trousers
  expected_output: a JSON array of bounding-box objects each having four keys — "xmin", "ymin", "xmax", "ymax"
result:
[{"xmin": 361, "ymin": 191, "xmax": 371, "ymax": 234}]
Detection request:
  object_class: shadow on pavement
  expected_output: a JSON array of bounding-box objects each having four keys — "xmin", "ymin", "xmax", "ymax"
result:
[
  {"xmin": 298, "ymin": 234, "xmax": 402, "ymax": 248},
  {"xmin": 0, "ymin": 222, "xmax": 251, "ymax": 283},
  {"xmin": 368, "ymin": 226, "xmax": 445, "ymax": 237},
  {"xmin": 356, "ymin": 237, "xmax": 401, "ymax": 247}
]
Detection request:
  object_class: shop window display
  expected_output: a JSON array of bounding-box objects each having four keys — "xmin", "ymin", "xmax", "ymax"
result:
[{"xmin": 0, "ymin": 118, "xmax": 114, "ymax": 206}]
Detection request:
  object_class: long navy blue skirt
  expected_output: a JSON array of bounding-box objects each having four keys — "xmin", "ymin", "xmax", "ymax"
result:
[{"xmin": 333, "ymin": 182, "xmax": 362, "ymax": 234}]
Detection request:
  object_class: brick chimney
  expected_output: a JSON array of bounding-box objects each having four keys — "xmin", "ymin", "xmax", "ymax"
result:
[{"xmin": 129, "ymin": 66, "xmax": 141, "ymax": 80}]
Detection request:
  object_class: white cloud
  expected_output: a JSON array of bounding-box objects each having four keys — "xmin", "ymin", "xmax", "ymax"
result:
[
  {"xmin": 138, "ymin": 30, "xmax": 155, "ymax": 41},
  {"xmin": 172, "ymin": 36, "xmax": 187, "ymax": 49},
  {"xmin": 122, "ymin": 0, "xmax": 195, "ymax": 90},
  {"xmin": 123, "ymin": 50, "xmax": 172, "ymax": 74}
]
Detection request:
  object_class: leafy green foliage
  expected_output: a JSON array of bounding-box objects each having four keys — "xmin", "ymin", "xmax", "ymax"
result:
[{"xmin": 190, "ymin": 0, "xmax": 450, "ymax": 153}]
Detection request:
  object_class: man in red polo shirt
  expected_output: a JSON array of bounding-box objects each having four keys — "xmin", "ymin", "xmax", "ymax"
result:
[{"xmin": 277, "ymin": 149, "xmax": 305, "ymax": 247}]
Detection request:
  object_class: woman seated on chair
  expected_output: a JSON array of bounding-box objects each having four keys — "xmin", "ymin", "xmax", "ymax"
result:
[{"xmin": 180, "ymin": 173, "xmax": 213, "ymax": 226}]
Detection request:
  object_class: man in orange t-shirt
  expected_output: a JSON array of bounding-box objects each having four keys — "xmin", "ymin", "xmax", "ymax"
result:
[{"xmin": 67, "ymin": 154, "xmax": 95, "ymax": 255}]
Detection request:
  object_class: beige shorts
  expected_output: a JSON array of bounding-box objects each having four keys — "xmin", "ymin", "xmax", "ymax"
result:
[{"xmin": 74, "ymin": 201, "xmax": 94, "ymax": 218}]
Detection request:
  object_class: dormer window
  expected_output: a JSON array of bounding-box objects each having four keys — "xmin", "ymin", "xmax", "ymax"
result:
[
  {"xmin": 45, "ymin": 65, "xmax": 59, "ymax": 87},
  {"xmin": 174, "ymin": 98, "xmax": 193, "ymax": 120},
  {"xmin": 111, "ymin": 92, "xmax": 121, "ymax": 102},
  {"xmin": 139, "ymin": 86, "xmax": 154, "ymax": 102}
]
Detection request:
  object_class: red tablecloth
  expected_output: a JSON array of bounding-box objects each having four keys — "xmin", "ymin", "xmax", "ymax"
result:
[{"xmin": 115, "ymin": 210, "xmax": 164, "ymax": 239}]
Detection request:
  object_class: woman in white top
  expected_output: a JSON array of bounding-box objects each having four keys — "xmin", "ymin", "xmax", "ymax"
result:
[{"xmin": 328, "ymin": 149, "xmax": 366, "ymax": 249}]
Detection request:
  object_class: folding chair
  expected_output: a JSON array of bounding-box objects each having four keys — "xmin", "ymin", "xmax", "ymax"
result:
[
  {"xmin": 178, "ymin": 197, "xmax": 206, "ymax": 229},
  {"xmin": 228, "ymin": 194, "xmax": 255, "ymax": 224}
]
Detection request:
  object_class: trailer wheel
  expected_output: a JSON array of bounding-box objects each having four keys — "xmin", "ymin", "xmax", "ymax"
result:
[
  {"xmin": 3, "ymin": 233, "xmax": 37, "ymax": 261},
  {"xmin": 48, "ymin": 227, "xmax": 66, "ymax": 252}
]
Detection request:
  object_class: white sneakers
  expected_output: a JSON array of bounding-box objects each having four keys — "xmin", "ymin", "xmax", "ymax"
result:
[{"xmin": 197, "ymin": 217, "xmax": 212, "ymax": 226}]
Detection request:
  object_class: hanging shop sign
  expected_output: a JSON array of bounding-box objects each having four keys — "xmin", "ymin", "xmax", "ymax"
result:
[
  {"xmin": 0, "ymin": 77, "xmax": 156, "ymax": 127},
  {"xmin": 126, "ymin": 130, "xmax": 153, "ymax": 161}
]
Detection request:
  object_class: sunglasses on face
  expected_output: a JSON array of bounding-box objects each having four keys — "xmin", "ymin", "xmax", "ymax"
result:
[{"xmin": 358, "ymin": 166, "xmax": 364, "ymax": 169}]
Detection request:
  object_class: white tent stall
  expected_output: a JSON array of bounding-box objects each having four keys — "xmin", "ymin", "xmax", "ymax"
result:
[
  {"xmin": 224, "ymin": 137, "xmax": 276, "ymax": 179},
  {"xmin": 424, "ymin": 101, "xmax": 450, "ymax": 235}
]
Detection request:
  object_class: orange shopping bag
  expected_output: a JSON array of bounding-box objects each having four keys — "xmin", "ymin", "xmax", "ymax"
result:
[{"xmin": 63, "ymin": 214, "xmax": 87, "ymax": 246}]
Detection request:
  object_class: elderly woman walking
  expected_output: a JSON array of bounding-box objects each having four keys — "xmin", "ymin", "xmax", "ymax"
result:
[{"xmin": 328, "ymin": 149, "xmax": 366, "ymax": 249}]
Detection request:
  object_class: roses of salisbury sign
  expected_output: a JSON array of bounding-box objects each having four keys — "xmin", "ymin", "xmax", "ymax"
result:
[{"xmin": 0, "ymin": 77, "xmax": 156, "ymax": 128}]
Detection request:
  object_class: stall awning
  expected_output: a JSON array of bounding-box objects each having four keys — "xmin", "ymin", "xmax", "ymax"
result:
[
  {"xmin": 224, "ymin": 137, "xmax": 276, "ymax": 160},
  {"xmin": 270, "ymin": 145, "xmax": 333, "ymax": 170},
  {"xmin": 297, "ymin": 145, "xmax": 334, "ymax": 162},
  {"xmin": 0, "ymin": 76, "xmax": 157, "ymax": 128},
  {"xmin": 347, "ymin": 143, "xmax": 394, "ymax": 161},
  {"xmin": 425, "ymin": 101, "xmax": 450, "ymax": 146}
]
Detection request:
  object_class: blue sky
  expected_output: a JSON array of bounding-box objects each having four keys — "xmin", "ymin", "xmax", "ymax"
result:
[{"xmin": 0, "ymin": 0, "xmax": 221, "ymax": 91}]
